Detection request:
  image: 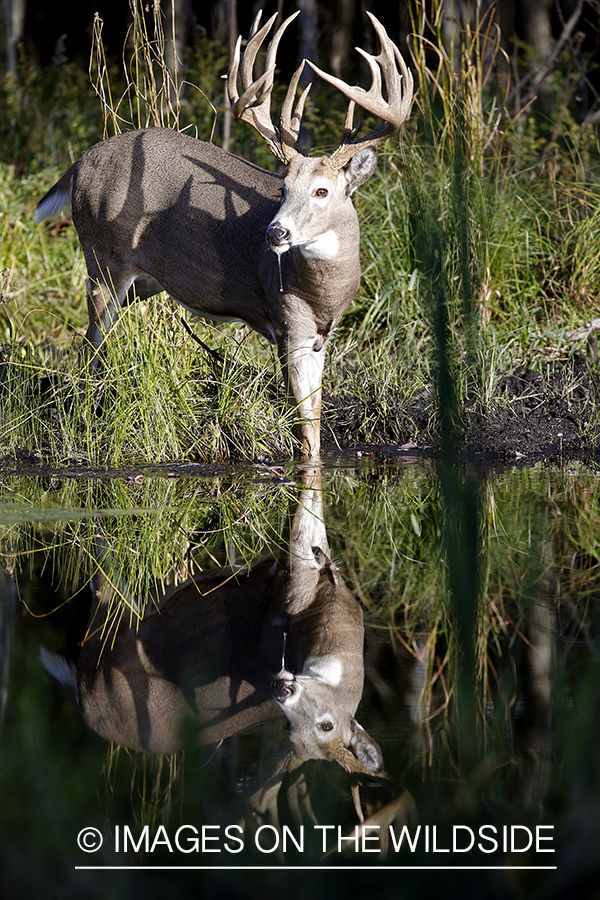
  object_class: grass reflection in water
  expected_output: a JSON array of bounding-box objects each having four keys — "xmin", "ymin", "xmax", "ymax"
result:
[{"xmin": 0, "ymin": 460, "xmax": 599, "ymax": 897}]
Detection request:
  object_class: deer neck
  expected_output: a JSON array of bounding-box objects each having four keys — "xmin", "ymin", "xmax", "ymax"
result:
[{"xmin": 260, "ymin": 209, "xmax": 361, "ymax": 311}]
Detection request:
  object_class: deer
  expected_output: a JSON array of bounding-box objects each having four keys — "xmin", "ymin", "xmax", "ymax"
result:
[
  {"xmin": 35, "ymin": 11, "xmax": 413, "ymax": 457},
  {"xmin": 40, "ymin": 468, "xmax": 385, "ymax": 826}
]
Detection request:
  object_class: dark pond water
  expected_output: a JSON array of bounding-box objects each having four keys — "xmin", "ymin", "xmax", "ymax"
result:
[{"xmin": 1, "ymin": 459, "xmax": 599, "ymax": 899}]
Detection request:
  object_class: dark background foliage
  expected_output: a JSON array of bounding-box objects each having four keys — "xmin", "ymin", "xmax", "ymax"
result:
[{"xmin": 3, "ymin": 1, "xmax": 600, "ymax": 101}]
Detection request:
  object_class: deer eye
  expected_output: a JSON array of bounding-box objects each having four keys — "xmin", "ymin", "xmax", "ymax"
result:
[
  {"xmin": 313, "ymin": 187, "xmax": 329, "ymax": 198},
  {"xmin": 318, "ymin": 721, "xmax": 334, "ymax": 732}
]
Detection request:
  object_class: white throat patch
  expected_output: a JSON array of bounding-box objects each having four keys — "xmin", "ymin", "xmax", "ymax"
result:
[
  {"xmin": 302, "ymin": 655, "xmax": 343, "ymax": 685},
  {"xmin": 299, "ymin": 230, "xmax": 339, "ymax": 260}
]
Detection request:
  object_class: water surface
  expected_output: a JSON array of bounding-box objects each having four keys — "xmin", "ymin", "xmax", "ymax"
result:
[{"xmin": 1, "ymin": 459, "xmax": 599, "ymax": 898}]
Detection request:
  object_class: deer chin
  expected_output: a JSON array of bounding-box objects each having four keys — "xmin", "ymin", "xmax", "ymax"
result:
[
  {"xmin": 268, "ymin": 241, "xmax": 291, "ymax": 257},
  {"xmin": 267, "ymin": 231, "xmax": 339, "ymax": 260}
]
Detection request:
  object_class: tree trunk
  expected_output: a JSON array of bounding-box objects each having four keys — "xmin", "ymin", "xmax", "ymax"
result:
[
  {"xmin": 4, "ymin": 0, "xmax": 27, "ymax": 78},
  {"xmin": 296, "ymin": 0, "xmax": 318, "ymax": 75},
  {"xmin": 520, "ymin": 0, "xmax": 554, "ymax": 59},
  {"xmin": 330, "ymin": 0, "xmax": 354, "ymax": 77}
]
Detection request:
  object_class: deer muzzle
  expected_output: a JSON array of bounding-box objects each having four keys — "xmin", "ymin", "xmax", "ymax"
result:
[
  {"xmin": 266, "ymin": 222, "xmax": 291, "ymax": 252},
  {"xmin": 271, "ymin": 672, "xmax": 298, "ymax": 704}
]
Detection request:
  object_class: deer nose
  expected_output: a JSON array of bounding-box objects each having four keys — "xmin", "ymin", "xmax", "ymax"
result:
[
  {"xmin": 271, "ymin": 677, "xmax": 296, "ymax": 702},
  {"xmin": 266, "ymin": 222, "xmax": 291, "ymax": 247}
]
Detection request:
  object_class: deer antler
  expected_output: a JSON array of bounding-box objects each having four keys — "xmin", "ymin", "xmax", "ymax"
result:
[
  {"xmin": 247, "ymin": 747, "xmax": 395, "ymax": 836},
  {"xmin": 307, "ymin": 12, "xmax": 414, "ymax": 169},
  {"xmin": 227, "ymin": 11, "xmax": 312, "ymax": 165}
]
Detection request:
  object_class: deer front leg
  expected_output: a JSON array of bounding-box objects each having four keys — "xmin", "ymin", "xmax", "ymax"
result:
[
  {"xmin": 290, "ymin": 467, "xmax": 327, "ymax": 561},
  {"xmin": 278, "ymin": 335, "xmax": 326, "ymax": 458}
]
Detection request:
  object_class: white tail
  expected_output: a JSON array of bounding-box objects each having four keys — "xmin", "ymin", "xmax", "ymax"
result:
[{"xmin": 36, "ymin": 11, "xmax": 413, "ymax": 457}]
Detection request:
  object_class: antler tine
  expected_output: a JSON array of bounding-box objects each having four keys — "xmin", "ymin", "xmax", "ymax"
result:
[
  {"xmin": 227, "ymin": 11, "xmax": 302, "ymax": 165},
  {"xmin": 227, "ymin": 14, "xmax": 278, "ymax": 155},
  {"xmin": 262, "ymin": 10, "xmax": 301, "ymax": 92},
  {"xmin": 306, "ymin": 12, "xmax": 414, "ymax": 168},
  {"xmin": 341, "ymin": 100, "xmax": 359, "ymax": 144},
  {"xmin": 239, "ymin": 12, "xmax": 278, "ymax": 96},
  {"xmin": 333, "ymin": 743, "xmax": 397, "ymax": 786},
  {"xmin": 247, "ymin": 9, "xmax": 263, "ymax": 42},
  {"xmin": 280, "ymin": 60, "xmax": 312, "ymax": 150}
]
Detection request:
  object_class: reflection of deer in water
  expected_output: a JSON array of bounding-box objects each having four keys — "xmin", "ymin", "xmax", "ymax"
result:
[{"xmin": 42, "ymin": 469, "xmax": 383, "ymax": 785}]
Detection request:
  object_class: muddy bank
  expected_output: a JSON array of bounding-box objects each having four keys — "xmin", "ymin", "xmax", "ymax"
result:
[{"xmin": 323, "ymin": 355, "xmax": 600, "ymax": 463}]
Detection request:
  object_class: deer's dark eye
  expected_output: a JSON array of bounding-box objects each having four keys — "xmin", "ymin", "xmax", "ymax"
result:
[
  {"xmin": 314, "ymin": 187, "xmax": 328, "ymax": 198},
  {"xmin": 318, "ymin": 721, "xmax": 334, "ymax": 732}
]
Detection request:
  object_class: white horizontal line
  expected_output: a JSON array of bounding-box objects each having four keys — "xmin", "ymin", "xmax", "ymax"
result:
[{"xmin": 75, "ymin": 866, "xmax": 558, "ymax": 871}]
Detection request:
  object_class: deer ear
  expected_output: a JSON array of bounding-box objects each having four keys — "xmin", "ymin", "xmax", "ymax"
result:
[
  {"xmin": 345, "ymin": 147, "xmax": 378, "ymax": 196},
  {"xmin": 350, "ymin": 718, "xmax": 384, "ymax": 772}
]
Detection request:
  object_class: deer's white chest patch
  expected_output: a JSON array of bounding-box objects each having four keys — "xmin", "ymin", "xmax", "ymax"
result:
[{"xmin": 299, "ymin": 230, "xmax": 339, "ymax": 260}]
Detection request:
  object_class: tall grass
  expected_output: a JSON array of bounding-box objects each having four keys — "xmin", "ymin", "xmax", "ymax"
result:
[
  {"xmin": 0, "ymin": 304, "xmax": 296, "ymax": 465},
  {"xmin": 336, "ymin": 0, "xmax": 600, "ymax": 380}
]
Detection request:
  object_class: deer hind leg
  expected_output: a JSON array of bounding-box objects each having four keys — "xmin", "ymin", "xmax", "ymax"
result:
[
  {"xmin": 83, "ymin": 269, "xmax": 135, "ymax": 367},
  {"xmin": 83, "ymin": 266, "xmax": 165, "ymax": 367}
]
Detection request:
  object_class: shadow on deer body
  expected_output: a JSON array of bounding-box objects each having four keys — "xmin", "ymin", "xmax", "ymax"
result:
[
  {"xmin": 42, "ymin": 470, "xmax": 382, "ymax": 779},
  {"xmin": 36, "ymin": 11, "xmax": 413, "ymax": 456}
]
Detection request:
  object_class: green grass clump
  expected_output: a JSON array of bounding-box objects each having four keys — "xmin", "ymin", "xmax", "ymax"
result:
[
  {"xmin": 0, "ymin": 303, "xmax": 296, "ymax": 466},
  {"xmin": 1, "ymin": 165, "xmax": 86, "ymax": 346},
  {"xmin": 0, "ymin": 468, "xmax": 298, "ymax": 621}
]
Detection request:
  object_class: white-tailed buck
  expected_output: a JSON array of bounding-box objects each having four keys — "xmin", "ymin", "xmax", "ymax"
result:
[
  {"xmin": 41, "ymin": 469, "xmax": 384, "ymax": 823},
  {"xmin": 36, "ymin": 11, "xmax": 413, "ymax": 456}
]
